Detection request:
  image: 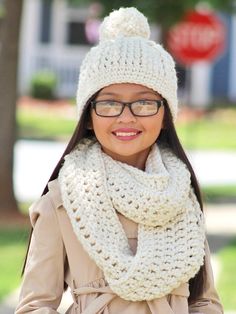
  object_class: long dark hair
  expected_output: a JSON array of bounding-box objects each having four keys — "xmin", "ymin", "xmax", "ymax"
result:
[
  {"xmin": 22, "ymin": 96, "xmax": 206, "ymax": 303},
  {"xmin": 158, "ymin": 102, "xmax": 206, "ymax": 304}
]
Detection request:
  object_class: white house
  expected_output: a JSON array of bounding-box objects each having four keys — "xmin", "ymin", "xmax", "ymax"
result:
[{"xmin": 19, "ymin": 0, "xmax": 95, "ymax": 98}]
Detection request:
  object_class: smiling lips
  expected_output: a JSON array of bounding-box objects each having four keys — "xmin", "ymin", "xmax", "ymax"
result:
[{"xmin": 112, "ymin": 128, "xmax": 142, "ymax": 141}]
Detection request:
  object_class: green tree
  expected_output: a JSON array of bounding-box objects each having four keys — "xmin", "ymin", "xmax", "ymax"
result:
[{"xmin": 72, "ymin": 0, "xmax": 234, "ymax": 30}]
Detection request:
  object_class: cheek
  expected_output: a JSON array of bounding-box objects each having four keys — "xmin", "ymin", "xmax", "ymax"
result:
[
  {"xmin": 91, "ymin": 114, "xmax": 112, "ymax": 136},
  {"xmin": 146, "ymin": 112, "xmax": 164, "ymax": 136},
  {"xmin": 149, "ymin": 122, "xmax": 162, "ymax": 138}
]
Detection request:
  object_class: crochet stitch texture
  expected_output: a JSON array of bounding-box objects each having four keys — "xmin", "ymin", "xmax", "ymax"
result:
[
  {"xmin": 76, "ymin": 7, "xmax": 178, "ymax": 121},
  {"xmin": 59, "ymin": 138, "xmax": 206, "ymax": 301}
]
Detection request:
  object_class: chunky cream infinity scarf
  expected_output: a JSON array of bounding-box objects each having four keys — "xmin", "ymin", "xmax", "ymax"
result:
[{"xmin": 58, "ymin": 138, "xmax": 205, "ymax": 301}]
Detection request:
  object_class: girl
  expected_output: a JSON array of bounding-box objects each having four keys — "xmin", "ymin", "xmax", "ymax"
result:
[{"xmin": 16, "ymin": 7, "xmax": 223, "ymax": 314}]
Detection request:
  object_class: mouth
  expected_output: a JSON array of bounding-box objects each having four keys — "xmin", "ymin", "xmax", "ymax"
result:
[{"xmin": 112, "ymin": 129, "xmax": 142, "ymax": 141}]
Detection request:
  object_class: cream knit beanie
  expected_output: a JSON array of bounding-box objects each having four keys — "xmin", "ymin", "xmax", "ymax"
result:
[{"xmin": 76, "ymin": 7, "xmax": 178, "ymax": 121}]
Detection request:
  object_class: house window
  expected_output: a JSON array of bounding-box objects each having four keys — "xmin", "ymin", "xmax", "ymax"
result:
[
  {"xmin": 67, "ymin": 21, "xmax": 88, "ymax": 45},
  {"xmin": 67, "ymin": 19, "xmax": 100, "ymax": 45},
  {"xmin": 40, "ymin": 0, "xmax": 52, "ymax": 43}
]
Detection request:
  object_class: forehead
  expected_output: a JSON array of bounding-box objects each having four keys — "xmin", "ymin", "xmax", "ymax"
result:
[{"xmin": 98, "ymin": 83, "xmax": 159, "ymax": 96}]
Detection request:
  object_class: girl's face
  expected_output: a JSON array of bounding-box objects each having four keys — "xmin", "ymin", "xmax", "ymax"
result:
[{"xmin": 90, "ymin": 83, "xmax": 165, "ymax": 169}]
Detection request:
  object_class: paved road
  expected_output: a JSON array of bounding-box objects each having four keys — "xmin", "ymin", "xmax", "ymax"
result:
[{"xmin": 14, "ymin": 140, "xmax": 236, "ymax": 202}]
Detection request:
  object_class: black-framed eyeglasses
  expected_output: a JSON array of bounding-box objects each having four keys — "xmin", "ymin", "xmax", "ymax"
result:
[{"xmin": 90, "ymin": 99, "xmax": 165, "ymax": 117}]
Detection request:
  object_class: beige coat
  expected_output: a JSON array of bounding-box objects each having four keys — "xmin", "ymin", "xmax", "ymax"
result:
[{"xmin": 16, "ymin": 179, "xmax": 223, "ymax": 314}]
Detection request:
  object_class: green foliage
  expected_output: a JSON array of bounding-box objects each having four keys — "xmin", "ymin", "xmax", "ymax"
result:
[
  {"xmin": 209, "ymin": 0, "xmax": 235, "ymax": 12},
  {"xmin": 202, "ymin": 185, "xmax": 236, "ymax": 203},
  {"xmin": 135, "ymin": 0, "xmax": 207, "ymax": 29},
  {"xmin": 68, "ymin": 0, "xmax": 235, "ymax": 30},
  {"xmin": 30, "ymin": 70, "xmax": 57, "ymax": 100},
  {"xmin": 0, "ymin": 228, "xmax": 29, "ymax": 301},
  {"xmin": 217, "ymin": 238, "xmax": 236, "ymax": 310},
  {"xmin": 0, "ymin": 3, "xmax": 6, "ymax": 19}
]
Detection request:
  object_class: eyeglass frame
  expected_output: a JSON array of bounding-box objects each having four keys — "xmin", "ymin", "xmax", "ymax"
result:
[{"xmin": 90, "ymin": 99, "xmax": 166, "ymax": 117}]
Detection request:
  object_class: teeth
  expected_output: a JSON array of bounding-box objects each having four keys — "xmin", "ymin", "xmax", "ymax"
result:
[{"xmin": 115, "ymin": 132, "xmax": 138, "ymax": 136}]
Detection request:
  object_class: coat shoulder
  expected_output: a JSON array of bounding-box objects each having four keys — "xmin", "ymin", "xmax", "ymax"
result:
[
  {"xmin": 29, "ymin": 179, "xmax": 63, "ymax": 227},
  {"xmin": 47, "ymin": 178, "xmax": 63, "ymax": 209}
]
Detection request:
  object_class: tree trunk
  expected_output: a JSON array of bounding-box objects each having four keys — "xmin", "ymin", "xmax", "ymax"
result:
[{"xmin": 0, "ymin": 0, "xmax": 23, "ymax": 213}]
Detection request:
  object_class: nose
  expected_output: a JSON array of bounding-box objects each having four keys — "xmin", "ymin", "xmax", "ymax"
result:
[{"xmin": 116, "ymin": 104, "xmax": 137, "ymax": 123}]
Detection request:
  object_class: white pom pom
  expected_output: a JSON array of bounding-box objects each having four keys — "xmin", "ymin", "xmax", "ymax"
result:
[{"xmin": 99, "ymin": 7, "xmax": 150, "ymax": 42}]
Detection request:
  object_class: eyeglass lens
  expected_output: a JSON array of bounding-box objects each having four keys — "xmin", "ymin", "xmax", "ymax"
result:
[{"xmin": 94, "ymin": 100, "xmax": 161, "ymax": 117}]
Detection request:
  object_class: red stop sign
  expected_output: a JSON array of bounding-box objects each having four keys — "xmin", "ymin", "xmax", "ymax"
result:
[{"xmin": 167, "ymin": 10, "xmax": 226, "ymax": 65}]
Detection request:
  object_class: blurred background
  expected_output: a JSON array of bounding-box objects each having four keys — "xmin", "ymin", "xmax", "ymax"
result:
[{"xmin": 0, "ymin": 0, "xmax": 235, "ymax": 313}]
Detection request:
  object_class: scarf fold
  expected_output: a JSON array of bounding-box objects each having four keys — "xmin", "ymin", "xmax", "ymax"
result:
[{"xmin": 58, "ymin": 138, "xmax": 205, "ymax": 301}]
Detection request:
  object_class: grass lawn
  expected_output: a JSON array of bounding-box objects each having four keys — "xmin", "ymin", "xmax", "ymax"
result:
[
  {"xmin": 17, "ymin": 105, "xmax": 76, "ymax": 141},
  {"xmin": 17, "ymin": 104, "xmax": 236, "ymax": 150},
  {"xmin": 0, "ymin": 227, "xmax": 29, "ymax": 301},
  {"xmin": 217, "ymin": 238, "xmax": 236, "ymax": 311},
  {"xmin": 201, "ymin": 185, "xmax": 236, "ymax": 203},
  {"xmin": 176, "ymin": 108, "xmax": 236, "ymax": 150}
]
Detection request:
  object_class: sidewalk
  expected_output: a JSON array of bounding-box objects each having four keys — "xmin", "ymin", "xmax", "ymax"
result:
[
  {"xmin": 14, "ymin": 140, "xmax": 236, "ymax": 202},
  {"xmin": 1, "ymin": 203, "xmax": 235, "ymax": 314}
]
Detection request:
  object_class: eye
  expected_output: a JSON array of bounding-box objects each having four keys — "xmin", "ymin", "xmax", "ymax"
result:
[
  {"xmin": 107, "ymin": 101, "xmax": 121, "ymax": 106},
  {"xmin": 131, "ymin": 100, "xmax": 159, "ymax": 116},
  {"xmin": 94, "ymin": 101, "xmax": 122, "ymax": 116},
  {"xmin": 133, "ymin": 100, "xmax": 157, "ymax": 108}
]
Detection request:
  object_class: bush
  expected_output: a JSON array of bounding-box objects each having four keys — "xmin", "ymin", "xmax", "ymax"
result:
[{"xmin": 30, "ymin": 70, "xmax": 57, "ymax": 100}]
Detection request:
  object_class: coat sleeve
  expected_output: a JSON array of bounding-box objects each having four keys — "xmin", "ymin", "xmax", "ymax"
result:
[
  {"xmin": 189, "ymin": 241, "xmax": 224, "ymax": 314},
  {"xmin": 15, "ymin": 193, "xmax": 65, "ymax": 314}
]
